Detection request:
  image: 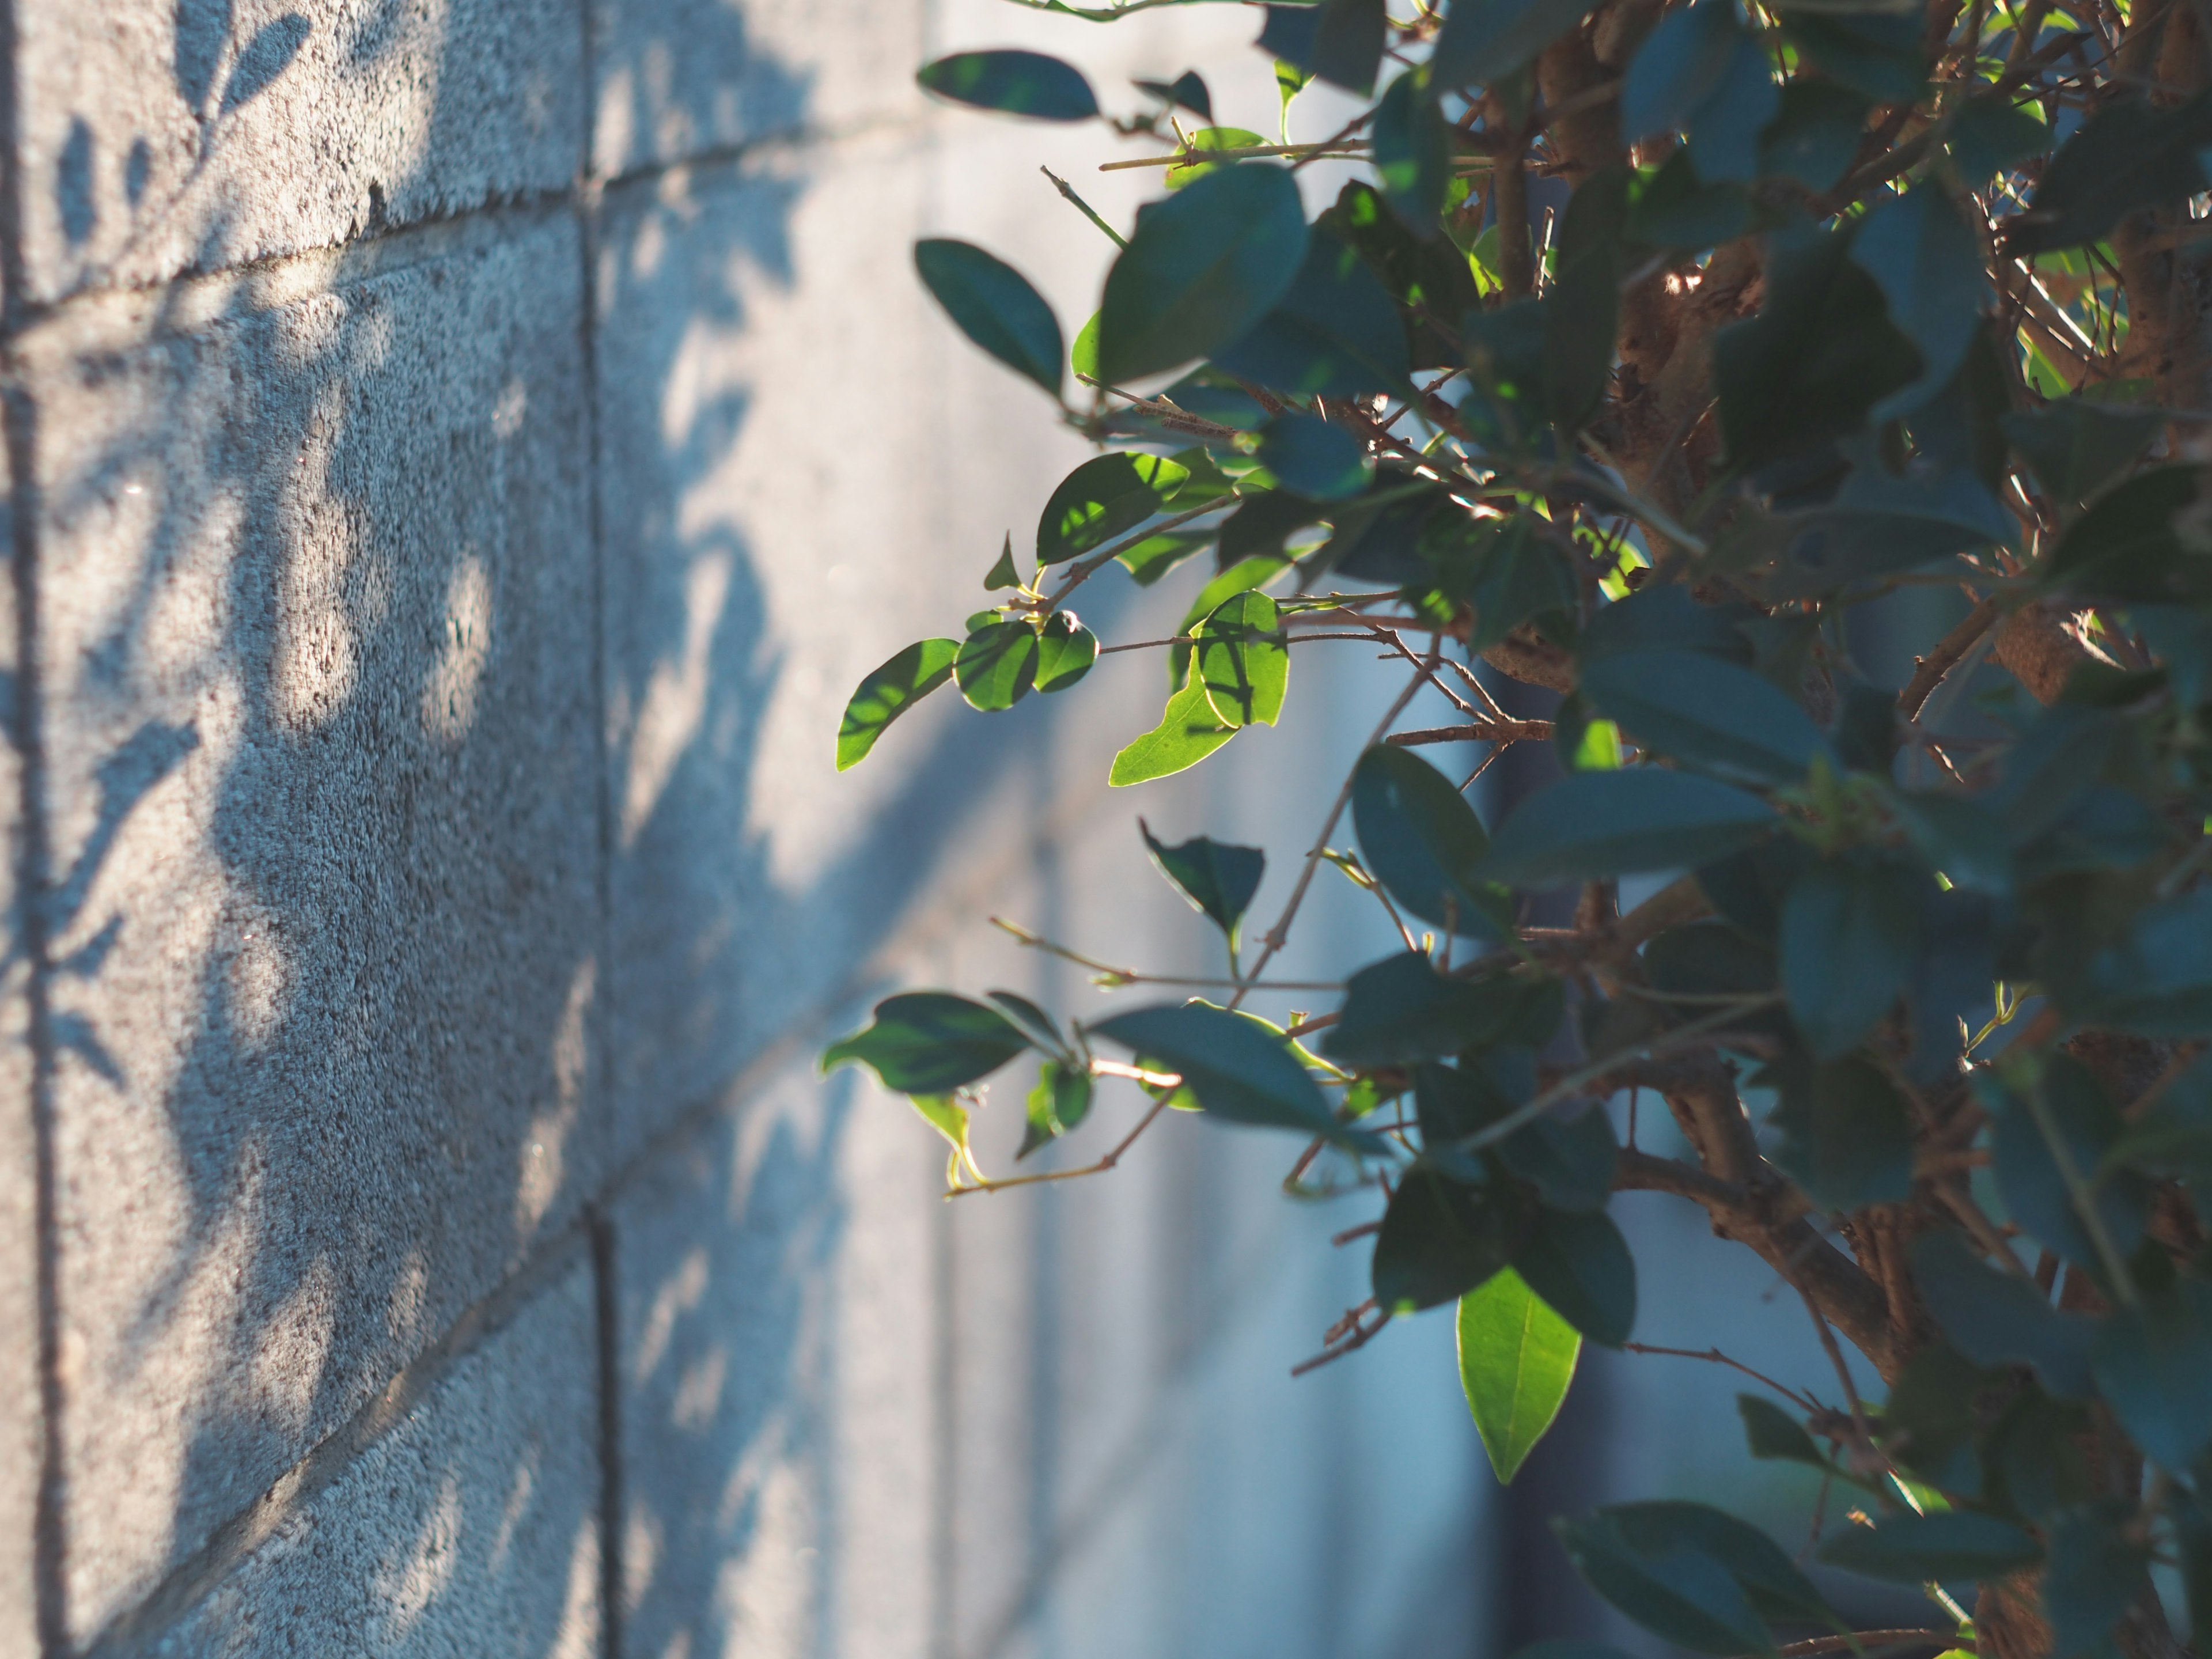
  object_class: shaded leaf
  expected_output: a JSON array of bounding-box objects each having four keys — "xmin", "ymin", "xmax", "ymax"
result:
[
  {"xmin": 1546, "ymin": 167, "xmax": 1630, "ymax": 430},
  {"xmin": 1759, "ymin": 80, "xmax": 1869, "ymax": 193},
  {"xmin": 1217, "ymin": 227, "xmax": 1412, "ymax": 396},
  {"xmin": 2044, "ymin": 1505, "xmax": 2149, "ymax": 1659},
  {"xmin": 918, "ymin": 50, "xmax": 1100, "ymax": 120},
  {"xmin": 1850, "ymin": 184, "xmax": 1988, "ymax": 419},
  {"xmin": 2008, "ymin": 90, "xmax": 2212, "ymax": 255},
  {"xmin": 1988, "ymin": 1055, "xmax": 2152, "ymax": 1274},
  {"xmin": 823, "ymin": 993, "xmax": 1032, "ymax": 1092},
  {"xmin": 2089, "ymin": 1278, "xmax": 2212, "ymax": 1470},
  {"xmin": 1820, "ymin": 1511, "xmax": 2041, "ymax": 1582},
  {"xmin": 1909, "ymin": 1229, "xmax": 2093, "ymax": 1400},
  {"xmin": 1459, "ymin": 1268, "xmax": 1582, "ymax": 1481},
  {"xmin": 1767, "ymin": 1054, "xmax": 1915, "ymax": 1209},
  {"xmin": 1515, "ymin": 1206, "xmax": 1636, "ymax": 1346},
  {"xmin": 2065, "ymin": 889, "xmax": 2212, "ymax": 1035},
  {"xmin": 1578, "ymin": 648, "xmax": 1834, "ymax": 786},
  {"xmin": 1098, "ymin": 162, "xmax": 1310, "ymax": 384},
  {"xmin": 1375, "ymin": 1164, "xmax": 1534, "ymax": 1310},
  {"xmin": 1352, "ymin": 744, "xmax": 1511, "ymax": 935},
  {"xmin": 1481, "ymin": 769, "xmax": 1776, "ymax": 889},
  {"xmin": 1141, "ymin": 821, "xmax": 1266, "ymax": 952},
  {"xmin": 1738, "ymin": 1395, "xmax": 1827, "ymax": 1466},
  {"xmin": 1498, "ymin": 1107, "xmax": 1618, "ymax": 1213},
  {"xmin": 2041, "ymin": 466, "xmax": 2210, "ymax": 605},
  {"xmin": 915, "ymin": 239, "xmax": 1065, "ymax": 396},
  {"xmin": 1373, "ymin": 69, "xmax": 1452, "ymax": 232},
  {"xmin": 2003, "ymin": 400, "xmax": 2162, "ymax": 513},
  {"xmin": 1433, "ymin": 0, "xmax": 1598, "ymax": 91},
  {"xmin": 836, "ymin": 638, "xmax": 959, "ymax": 770},
  {"xmin": 1089, "ymin": 1002, "xmax": 1354, "ymax": 1138},
  {"xmin": 1778, "ymin": 855, "xmax": 1923, "ymax": 1059}
]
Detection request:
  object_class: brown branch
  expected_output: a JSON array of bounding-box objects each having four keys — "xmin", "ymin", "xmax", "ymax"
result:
[
  {"xmin": 1384, "ymin": 719, "xmax": 1554, "ymax": 746},
  {"xmin": 1898, "ymin": 597, "xmax": 2002, "ymax": 719}
]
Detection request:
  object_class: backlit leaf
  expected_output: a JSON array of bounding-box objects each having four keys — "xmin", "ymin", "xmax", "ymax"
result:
[
  {"xmin": 1141, "ymin": 820, "xmax": 1266, "ymax": 949},
  {"xmin": 1459, "ymin": 1268, "xmax": 1582, "ymax": 1482},
  {"xmin": 1110, "ymin": 668, "xmax": 1238, "ymax": 785},
  {"xmin": 1037, "ymin": 452, "xmax": 1191, "ymax": 565}
]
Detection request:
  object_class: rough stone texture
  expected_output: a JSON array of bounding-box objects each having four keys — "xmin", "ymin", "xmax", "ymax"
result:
[
  {"xmin": 13, "ymin": 0, "xmax": 584, "ymax": 305},
  {"xmin": 590, "ymin": 0, "xmax": 923, "ymax": 179},
  {"xmin": 0, "ymin": 434, "xmax": 42, "ymax": 1657},
  {"xmin": 140, "ymin": 1256, "xmax": 603, "ymax": 1659},
  {"xmin": 25, "ymin": 207, "xmax": 601, "ymax": 1647}
]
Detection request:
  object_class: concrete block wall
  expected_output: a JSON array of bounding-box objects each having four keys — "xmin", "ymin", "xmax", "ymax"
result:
[{"xmin": 0, "ymin": 2, "xmax": 1501, "ymax": 1655}]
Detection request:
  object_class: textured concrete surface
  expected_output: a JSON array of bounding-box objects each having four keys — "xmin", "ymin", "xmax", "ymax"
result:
[
  {"xmin": 0, "ymin": 432, "xmax": 41, "ymax": 1657},
  {"xmin": 25, "ymin": 206, "xmax": 600, "ymax": 1646},
  {"xmin": 12, "ymin": 0, "xmax": 584, "ymax": 305},
  {"xmin": 141, "ymin": 1256, "xmax": 603, "ymax": 1659}
]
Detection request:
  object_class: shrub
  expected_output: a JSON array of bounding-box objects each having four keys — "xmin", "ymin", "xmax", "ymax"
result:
[{"xmin": 830, "ymin": 4, "xmax": 2212, "ymax": 1654}]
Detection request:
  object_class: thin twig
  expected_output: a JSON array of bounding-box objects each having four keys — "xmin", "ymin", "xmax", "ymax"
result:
[
  {"xmin": 946, "ymin": 1098, "xmax": 1172, "ymax": 1198},
  {"xmin": 1897, "ymin": 597, "xmax": 2001, "ymax": 719},
  {"xmin": 1620, "ymin": 1342, "xmax": 1824, "ymax": 1412}
]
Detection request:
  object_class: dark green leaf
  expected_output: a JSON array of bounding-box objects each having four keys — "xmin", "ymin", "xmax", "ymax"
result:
[
  {"xmin": 1777, "ymin": 10, "xmax": 1923, "ymax": 104},
  {"xmin": 1351, "ymin": 744, "xmax": 1512, "ymax": 935},
  {"xmin": 1426, "ymin": 514, "xmax": 1579, "ymax": 647},
  {"xmin": 1036, "ymin": 452, "xmax": 1191, "ymax": 565},
  {"xmin": 1135, "ymin": 69, "xmax": 1213, "ymax": 119},
  {"xmin": 1883, "ymin": 1341, "xmax": 1999, "ymax": 1492},
  {"xmin": 1089, "ymin": 1002, "xmax": 1352, "ymax": 1138},
  {"xmin": 1578, "ymin": 648, "xmax": 1835, "ymax": 786},
  {"xmin": 1416, "ymin": 1051, "xmax": 1531, "ymax": 1154},
  {"xmin": 1582, "ymin": 584, "xmax": 1755, "ymax": 663},
  {"xmin": 2065, "ymin": 890, "xmax": 2212, "ymax": 1035},
  {"xmin": 1431, "ymin": 0, "xmax": 1596, "ymax": 90},
  {"xmin": 836, "ymin": 638, "xmax": 960, "ymax": 770},
  {"xmin": 2044, "ymin": 1505, "xmax": 2149, "ymax": 1659},
  {"xmin": 914, "ymin": 240, "xmax": 1065, "ymax": 396},
  {"xmin": 1498, "ymin": 1107, "xmax": 1618, "ymax": 1213},
  {"xmin": 955, "ymin": 620, "xmax": 1039, "ymax": 711},
  {"xmin": 918, "ymin": 50, "xmax": 1100, "ymax": 120},
  {"xmin": 1738, "ymin": 1395, "xmax": 1827, "ymax": 1467},
  {"xmin": 1109, "ymin": 669, "xmax": 1238, "ymax": 784},
  {"xmin": 1515, "ymin": 1206, "xmax": 1636, "ymax": 1346},
  {"xmin": 1480, "ymin": 768, "xmax": 1776, "ymax": 890},
  {"xmin": 2003, "ymin": 400, "xmax": 2162, "ymax": 512},
  {"xmin": 1555, "ymin": 1516, "xmax": 1771, "ymax": 1656},
  {"xmin": 1318, "ymin": 180, "xmax": 1479, "ymax": 365},
  {"xmin": 1374, "ymin": 1164, "xmax": 1533, "ymax": 1310},
  {"xmin": 1621, "ymin": 0, "xmax": 1740, "ymax": 146},
  {"xmin": 2112, "ymin": 1050, "xmax": 2212, "ymax": 1184},
  {"xmin": 1216, "ymin": 228, "xmax": 1411, "ymax": 397},
  {"xmin": 1141, "ymin": 820, "xmax": 1266, "ymax": 950},
  {"xmin": 1305, "ymin": 0, "xmax": 1387, "ymax": 93},
  {"xmin": 1257, "ymin": 6, "xmax": 1323, "ymax": 77},
  {"xmin": 1767, "ymin": 1054, "xmax": 1915, "ymax": 1209},
  {"xmin": 1714, "ymin": 221, "xmax": 1921, "ymax": 473},
  {"xmin": 985, "ymin": 989, "xmax": 1064, "ymax": 1056},
  {"xmin": 1033, "ymin": 613, "xmax": 1098, "ymax": 692},
  {"xmin": 1989, "ymin": 1055, "xmax": 2152, "ymax": 1273},
  {"xmin": 1459, "ymin": 1268, "xmax": 1582, "ymax": 1481},
  {"xmin": 983, "ymin": 533, "xmax": 1021, "ymax": 590},
  {"xmin": 1373, "ymin": 69, "xmax": 1451, "ymax": 232},
  {"xmin": 1758, "ymin": 80, "xmax": 1869, "ymax": 193},
  {"xmin": 823, "ymin": 993, "xmax": 1032, "ymax": 1092},
  {"xmin": 1546, "ymin": 167, "xmax": 1629, "ymax": 430},
  {"xmin": 1019, "ymin": 1057, "xmax": 1095, "ymax": 1158},
  {"xmin": 1849, "ymin": 185, "xmax": 1987, "ymax": 419},
  {"xmin": 2089, "ymin": 1278, "xmax": 2212, "ymax": 1470},
  {"xmin": 1625, "ymin": 150, "xmax": 1750, "ymax": 250},
  {"xmin": 1324, "ymin": 953, "xmax": 1530, "ymax": 1066},
  {"xmin": 1461, "ymin": 299, "xmax": 1552, "ymax": 446},
  {"xmin": 1696, "ymin": 837, "xmax": 1810, "ymax": 942},
  {"xmin": 1256, "ymin": 413, "xmax": 1371, "ymax": 500},
  {"xmin": 1778, "ymin": 855, "xmax": 1923, "ymax": 1058},
  {"xmin": 1097, "ymin": 162, "xmax": 1310, "ymax": 384},
  {"xmin": 2041, "ymin": 466, "xmax": 2210, "ymax": 605},
  {"xmin": 1893, "ymin": 791, "xmax": 2013, "ymax": 894},
  {"xmin": 1948, "ymin": 93, "xmax": 2051, "ymax": 183},
  {"xmin": 1820, "ymin": 1511, "xmax": 2041, "ymax": 1583},
  {"xmin": 1217, "ymin": 491, "xmax": 1328, "ymax": 567},
  {"xmin": 2177, "ymin": 1489, "xmax": 2212, "ymax": 1645},
  {"xmin": 1909, "ymin": 1229, "xmax": 2093, "ymax": 1400},
  {"xmin": 2008, "ymin": 90, "xmax": 2212, "ymax": 255}
]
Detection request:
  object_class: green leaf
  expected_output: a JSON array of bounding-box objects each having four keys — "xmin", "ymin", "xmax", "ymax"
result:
[
  {"xmin": 1019, "ymin": 1057, "xmax": 1094, "ymax": 1158},
  {"xmin": 1140, "ymin": 820, "xmax": 1265, "ymax": 949},
  {"xmin": 1374, "ymin": 1165, "xmax": 1534, "ymax": 1310},
  {"xmin": 1317, "ymin": 180, "xmax": 1479, "ymax": 367},
  {"xmin": 836, "ymin": 638, "xmax": 960, "ymax": 770},
  {"xmin": 1626, "ymin": 150, "xmax": 1750, "ymax": 250},
  {"xmin": 1480, "ymin": 768, "xmax": 1775, "ymax": 889},
  {"xmin": 1373, "ymin": 69, "xmax": 1451, "ymax": 232},
  {"xmin": 1306, "ymin": 0, "xmax": 1388, "ymax": 94},
  {"xmin": 1215, "ymin": 228, "xmax": 1412, "ymax": 397},
  {"xmin": 1621, "ymin": 0, "xmax": 1777, "ymax": 184},
  {"xmin": 1351, "ymin": 744, "xmax": 1512, "ymax": 936},
  {"xmin": 1556, "ymin": 1502, "xmax": 1827, "ymax": 1657},
  {"xmin": 1777, "ymin": 855, "xmax": 1923, "ymax": 1059},
  {"xmin": 1111, "ymin": 666, "xmax": 1238, "ymax": 786},
  {"xmin": 2112, "ymin": 1050, "xmax": 2212, "ymax": 1184},
  {"xmin": 1545, "ymin": 166, "xmax": 1629, "ymax": 431},
  {"xmin": 986, "ymin": 988, "xmax": 1065, "ymax": 1055},
  {"xmin": 2041, "ymin": 465, "xmax": 2209, "ymax": 605},
  {"xmin": 1135, "ymin": 69, "xmax": 1213, "ymax": 119},
  {"xmin": 1459, "ymin": 1268, "xmax": 1582, "ymax": 1482},
  {"xmin": 2065, "ymin": 889, "xmax": 2212, "ymax": 1035},
  {"xmin": 1116, "ymin": 529, "xmax": 1213, "ymax": 585},
  {"xmin": 1714, "ymin": 222, "xmax": 1921, "ymax": 474},
  {"xmin": 1737, "ymin": 1395, "xmax": 1827, "ymax": 1467},
  {"xmin": 2089, "ymin": 1278, "xmax": 2212, "ymax": 1470},
  {"xmin": 1432, "ymin": 0, "xmax": 1596, "ymax": 92},
  {"xmin": 1850, "ymin": 184, "xmax": 1988, "ymax": 418},
  {"xmin": 1577, "ymin": 648, "xmax": 1834, "ymax": 786},
  {"xmin": 1514, "ymin": 1206, "xmax": 1636, "ymax": 1347},
  {"xmin": 1819, "ymin": 1511, "xmax": 2041, "ymax": 1583},
  {"xmin": 1097, "ymin": 162, "xmax": 1310, "ymax": 385},
  {"xmin": 1088, "ymin": 1002, "xmax": 1355, "ymax": 1139},
  {"xmin": 1767, "ymin": 1054, "xmax": 1915, "ymax": 1209},
  {"xmin": 1071, "ymin": 309, "xmax": 1101, "ymax": 380},
  {"xmin": 918, "ymin": 50, "xmax": 1100, "ymax": 120},
  {"xmin": 1990, "ymin": 1056, "xmax": 2152, "ymax": 1275},
  {"xmin": 823, "ymin": 993, "xmax": 1032, "ymax": 1092},
  {"xmin": 1460, "ymin": 300, "xmax": 1552, "ymax": 446},
  {"xmin": 1032, "ymin": 613, "xmax": 1098, "ymax": 692},
  {"xmin": 2002, "ymin": 400, "xmax": 2161, "ymax": 513},
  {"xmin": 1777, "ymin": 10, "xmax": 1923, "ymax": 104},
  {"xmin": 1758, "ymin": 80, "xmax": 1869, "ymax": 192},
  {"xmin": 1036, "ymin": 452, "xmax": 1191, "ymax": 565},
  {"xmin": 1255, "ymin": 414, "xmax": 1370, "ymax": 501},
  {"xmin": 983, "ymin": 533, "xmax": 1022, "ymax": 590},
  {"xmin": 2008, "ymin": 90, "xmax": 2212, "ymax": 255},
  {"xmin": 2044, "ymin": 1505, "xmax": 2150, "ymax": 1659},
  {"xmin": 1274, "ymin": 56, "xmax": 1315, "ymax": 139},
  {"xmin": 914, "ymin": 240, "xmax": 1065, "ymax": 396},
  {"xmin": 1947, "ymin": 92, "xmax": 2050, "ymax": 183},
  {"xmin": 954, "ymin": 620, "xmax": 1040, "ymax": 711},
  {"xmin": 1499, "ymin": 1107, "xmax": 1618, "ymax": 1213},
  {"xmin": 1324, "ymin": 953, "xmax": 1532, "ymax": 1066},
  {"xmin": 1910, "ymin": 1229, "xmax": 2093, "ymax": 1400},
  {"xmin": 1194, "ymin": 592, "xmax": 1289, "ymax": 726},
  {"xmin": 1164, "ymin": 125, "xmax": 1268, "ymax": 190}
]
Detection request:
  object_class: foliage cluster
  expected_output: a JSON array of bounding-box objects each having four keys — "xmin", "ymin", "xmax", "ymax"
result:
[{"xmin": 827, "ymin": 0, "xmax": 2212, "ymax": 1652}]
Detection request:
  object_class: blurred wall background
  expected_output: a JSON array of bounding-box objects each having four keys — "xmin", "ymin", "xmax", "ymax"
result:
[{"xmin": 0, "ymin": 2, "xmax": 1519, "ymax": 1654}]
